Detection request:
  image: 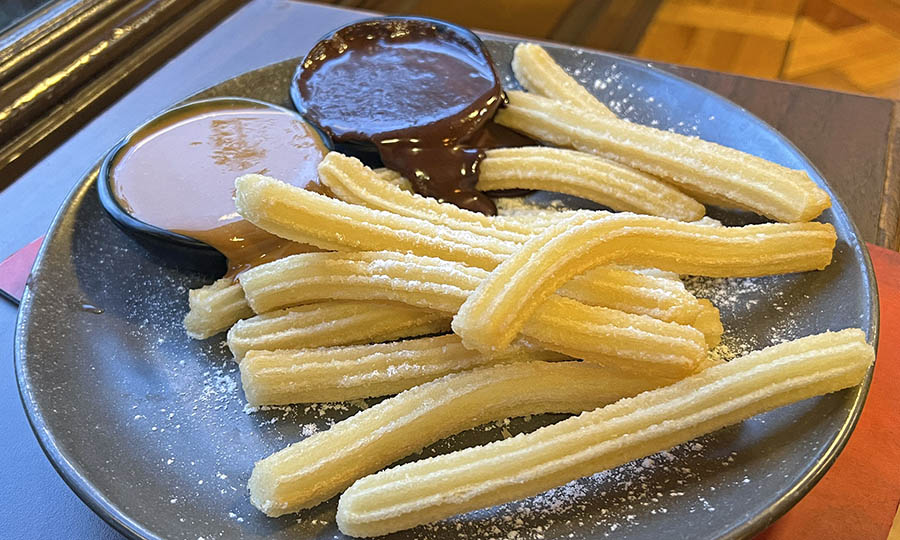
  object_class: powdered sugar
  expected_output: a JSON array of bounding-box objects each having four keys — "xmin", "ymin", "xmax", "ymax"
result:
[
  {"xmin": 494, "ymin": 196, "xmax": 569, "ymax": 216},
  {"xmin": 684, "ymin": 274, "xmax": 804, "ymax": 362},
  {"xmin": 415, "ymin": 429, "xmax": 756, "ymax": 539}
]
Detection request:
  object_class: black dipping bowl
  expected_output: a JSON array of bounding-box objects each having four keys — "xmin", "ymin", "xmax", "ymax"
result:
[
  {"xmin": 289, "ymin": 16, "xmax": 498, "ymax": 168},
  {"xmin": 97, "ymin": 96, "xmax": 330, "ymax": 276}
]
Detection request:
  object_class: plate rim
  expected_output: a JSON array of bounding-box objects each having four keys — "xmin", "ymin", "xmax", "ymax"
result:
[
  {"xmin": 14, "ymin": 40, "xmax": 880, "ymax": 540},
  {"xmin": 14, "ymin": 169, "xmax": 164, "ymax": 540}
]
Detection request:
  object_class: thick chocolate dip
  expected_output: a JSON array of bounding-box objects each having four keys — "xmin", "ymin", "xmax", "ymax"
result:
[
  {"xmin": 295, "ymin": 17, "xmax": 511, "ymax": 214},
  {"xmin": 108, "ymin": 99, "xmax": 327, "ymax": 279}
]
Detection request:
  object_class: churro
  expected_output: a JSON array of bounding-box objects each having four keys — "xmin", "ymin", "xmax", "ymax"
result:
[
  {"xmin": 237, "ymin": 251, "xmax": 710, "ymax": 375},
  {"xmin": 493, "ymin": 200, "xmax": 579, "ymax": 228},
  {"xmin": 249, "ymin": 360, "xmax": 667, "ymax": 516},
  {"xmin": 522, "ymin": 296, "xmax": 707, "ymax": 379},
  {"xmin": 336, "ymin": 329, "xmax": 874, "ymax": 537},
  {"xmin": 477, "ymin": 147, "xmax": 705, "ymax": 220},
  {"xmin": 560, "ymin": 265, "xmax": 709, "ymax": 326},
  {"xmin": 227, "ymin": 301, "xmax": 450, "ymax": 361},
  {"xmin": 183, "ymin": 278, "xmax": 253, "ymax": 339},
  {"xmin": 453, "ymin": 211, "xmax": 836, "ymax": 352},
  {"xmin": 235, "ymin": 173, "xmax": 510, "ymax": 270},
  {"xmin": 495, "ymin": 91, "xmax": 831, "ymax": 222},
  {"xmin": 238, "ymin": 251, "xmax": 480, "ymax": 314},
  {"xmin": 240, "ymin": 334, "xmax": 566, "ymax": 405},
  {"xmin": 181, "ymin": 157, "xmax": 558, "ymax": 339},
  {"xmin": 511, "ymin": 43, "xmax": 615, "ymax": 118}
]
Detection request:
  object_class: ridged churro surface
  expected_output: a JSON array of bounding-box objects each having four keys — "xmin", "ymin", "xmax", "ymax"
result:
[
  {"xmin": 320, "ymin": 152, "xmax": 535, "ymax": 242},
  {"xmin": 478, "ymin": 147, "xmax": 704, "ymax": 221},
  {"xmin": 240, "ymin": 334, "xmax": 566, "ymax": 404},
  {"xmin": 496, "ymin": 91, "xmax": 831, "ymax": 222},
  {"xmin": 336, "ymin": 329, "xmax": 873, "ymax": 537},
  {"xmin": 511, "ymin": 43, "xmax": 615, "ymax": 118},
  {"xmin": 238, "ymin": 251, "xmax": 479, "ymax": 314},
  {"xmin": 560, "ymin": 265, "xmax": 706, "ymax": 325},
  {"xmin": 250, "ymin": 361, "xmax": 665, "ymax": 516},
  {"xmin": 453, "ymin": 212, "xmax": 836, "ymax": 351},
  {"xmin": 183, "ymin": 278, "xmax": 253, "ymax": 339},
  {"xmin": 235, "ymin": 173, "xmax": 510, "ymax": 270},
  {"xmin": 522, "ymin": 296, "xmax": 707, "ymax": 379},
  {"xmin": 227, "ymin": 301, "xmax": 450, "ymax": 360}
]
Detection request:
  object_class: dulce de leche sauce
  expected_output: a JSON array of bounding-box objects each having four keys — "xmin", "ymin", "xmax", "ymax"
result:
[
  {"xmin": 109, "ymin": 99, "xmax": 327, "ymax": 279},
  {"xmin": 295, "ymin": 18, "xmax": 513, "ymax": 215}
]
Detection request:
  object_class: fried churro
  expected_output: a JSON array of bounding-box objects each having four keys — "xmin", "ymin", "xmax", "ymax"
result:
[
  {"xmin": 477, "ymin": 147, "xmax": 705, "ymax": 221},
  {"xmin": 183, "ymin": 278, "xmax": 253, "ymax": 339},
  {"xmin": 235, "ymin": 173, "xmax": 510, "ymax": 270},
  {"xmin": 522, "ymin": 296, "xmax": 707, "ymax": 379},
  {"xmin": 453, "ymin": 211, "xmax": 836, "ymax": 352},
  {"xmin": 227, "ymin": 301, "xmax": 450, "ymax": 361},
  {"xmin": 495, "ymin": 91, "xmax": 831, "ymax": 223},
  {"xmin": 336, "ymin": 329, "xmax": 874, "ymax": 537},
  {"xmin": 511, "ymin": 43, "xmax": 615, "ymax": 118},
  {"xmin": 238, "ymin": 251, "xmax": 479, "ymax": 314},
  {"xmin": 238, "ymin": 251, "xmax": 710, "ymax": 375},
  {"xmin": 560, "ymin": 265, "xmax": 709, "ymax": 326},
  {"xmin": 249, "ymin": 360, "xmax": 667, "ymax": 516},
  {"xmin": 240, "ymin": 334, "xmax": 566, "ymax": 405},
  {"xmin": 562, "ymin": 267, "xmax": 722, "ymax": 348}
]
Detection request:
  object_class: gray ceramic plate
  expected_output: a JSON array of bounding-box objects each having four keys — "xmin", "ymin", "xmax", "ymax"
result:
[{"xmin": 15, "ymin": 37, "xmax": 878, "ymax": 540}]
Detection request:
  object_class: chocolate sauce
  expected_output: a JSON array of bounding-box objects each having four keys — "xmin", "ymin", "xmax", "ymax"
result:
[
  {"xmin": 109, "ymin": 99, "xmax": 328, "ymax": 280},
  {"xmin": 295, "ymin": 18, "xmax": 509, "ymax": 215},
  {"xmin": 473, "ymin": 122, "xmax": 537, "ymax": 150}
]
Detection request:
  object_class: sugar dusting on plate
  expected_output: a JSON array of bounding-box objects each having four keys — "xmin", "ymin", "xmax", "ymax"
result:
[{"xmin": 414, "ymin": 427, "xmax": 754, "ymax": 539}]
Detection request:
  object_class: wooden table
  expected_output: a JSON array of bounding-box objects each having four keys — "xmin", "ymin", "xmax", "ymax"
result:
[{"xmin": 0, "ymin": 1, "xmax": 897, "ymax": 538}]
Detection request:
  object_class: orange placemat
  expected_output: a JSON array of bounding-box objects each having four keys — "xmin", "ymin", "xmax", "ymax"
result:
[
  {"xmin": 757, "ymin": 243, "xmax": 900, "ymax": 540},
  {"xmin": 0, "ymin": 236, "xmax": 41, "ymax": 303}
]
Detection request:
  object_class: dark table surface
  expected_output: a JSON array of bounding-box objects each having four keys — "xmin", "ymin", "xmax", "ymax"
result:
[{"xmin": 2, "ymin": 1, "xmax": 898, "ymax": 538}]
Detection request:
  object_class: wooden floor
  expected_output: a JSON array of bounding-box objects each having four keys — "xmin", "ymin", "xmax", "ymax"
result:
[
  {"xmin": 637, "ymin": 0, "xmax": 900, "ymax": 99},
  {"xmin": 316, "ymin": 0, "xmax": 900, "ymax": 100}
]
